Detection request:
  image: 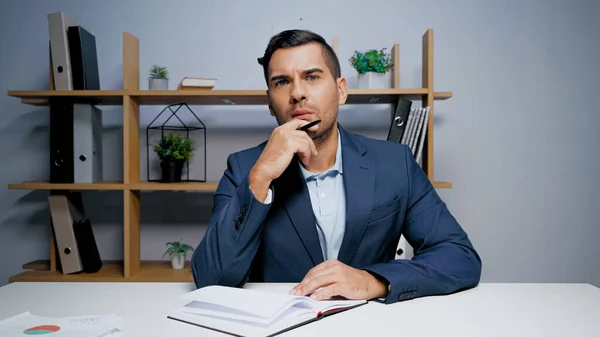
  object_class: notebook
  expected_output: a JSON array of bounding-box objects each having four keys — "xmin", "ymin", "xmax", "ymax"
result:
[{"xmin": 167, "ymin": 285, "xmax": 367, "ymax": 337}]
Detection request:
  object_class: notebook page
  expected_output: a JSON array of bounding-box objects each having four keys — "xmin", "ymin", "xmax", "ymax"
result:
[
  {"xmin": 180, "ymin": 291, "xmax": 316, "ymax": 325},
  {"xmin": 170, "ymin": 307, "xmax": 316, "ymax": 337},
  {"xmin": 179, "ymin": 300, "xmax": 272, "ymax": 324},
  {"xmin": 303, "ymin": 297, "xmax": 367, "ymax": 314},
  {"xmin": 181, "ymin": 285, "xmax": 306, "ymax": 322}
]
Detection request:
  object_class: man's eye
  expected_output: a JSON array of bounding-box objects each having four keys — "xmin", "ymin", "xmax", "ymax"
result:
[
  {"xmin": 308, "ymin": 75, "xmax": 318, "ymax": 81},
  {"xmin": 275, "ymin": 79, "xmax": 288, "ymax": 86}
]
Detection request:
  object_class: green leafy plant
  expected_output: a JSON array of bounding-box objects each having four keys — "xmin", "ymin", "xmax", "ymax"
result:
[
  {"xmin": 162, "ymin": 239, "xmax": 194, "ymax": 258},
  {"xmin": 153, "ymin": 133, "xmax": 195, "ymax": 162},
  {"xmin": 349, "ymin": 48, "xmax": 393, "ymax": 74},
  {"xmin": 148, "ymin": 65, "xmax": 169, "ymax": 79}
]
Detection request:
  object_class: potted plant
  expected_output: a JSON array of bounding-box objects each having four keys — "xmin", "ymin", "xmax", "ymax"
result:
[
  {"xmin": 153, "ymin": 133, "xmax": 195, "ymax": 182},
  {"xmin": 349, "ymin": 48, "xmax": 393, "ymax": 89},
  {"xmin": 148, "ymin": 65, "xmax": 169, "ymax": 90},
  {"xmin": 162, "ymin": 239, "xmax": 194, "ymax": 269}
]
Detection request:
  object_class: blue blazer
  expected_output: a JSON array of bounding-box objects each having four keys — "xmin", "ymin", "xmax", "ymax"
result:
[{"xmin": 191, "ymin": 124, "xmax": 482, "ymax": 304}]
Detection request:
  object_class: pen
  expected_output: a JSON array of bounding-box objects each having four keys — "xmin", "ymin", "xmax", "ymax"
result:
[{"xmin": 298, "ymin": 119, "xmax": 321, "ymax": 131}]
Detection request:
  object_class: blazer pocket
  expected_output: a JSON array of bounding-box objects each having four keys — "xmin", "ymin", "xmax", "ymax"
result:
[{"xmin": 367, "ymin": 197, "xmax": 402, "ymax": 224}]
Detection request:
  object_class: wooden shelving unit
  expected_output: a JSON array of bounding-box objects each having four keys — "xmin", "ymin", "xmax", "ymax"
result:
[
  {"xmin": 11, "ymin": 260, "xmax": 193, "ymax": 283},
  {"xmin": 8, "ymin": 181, "xmax": 220, "ymax": 191},
  {"xmin": 9, "ymin": 89, "xmax": 452, "ymax": 106},
  {"xmin": 7, "ymin": 29, "xmax": 452, "ymax": 283}
]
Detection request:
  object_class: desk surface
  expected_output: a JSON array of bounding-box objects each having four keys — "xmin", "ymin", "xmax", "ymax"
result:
[{"xmin": 1, "ymin": 282, "xmax": 599, "ymax": 336}]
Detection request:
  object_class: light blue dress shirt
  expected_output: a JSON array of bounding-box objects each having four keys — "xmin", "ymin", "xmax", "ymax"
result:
[
  {"xmin": 256, "ymin": 128, "xmax": 346, "ymax": 261},
  {"xmin": 298, "ymin": 129, "xmax": 346, "ymax": 261}
]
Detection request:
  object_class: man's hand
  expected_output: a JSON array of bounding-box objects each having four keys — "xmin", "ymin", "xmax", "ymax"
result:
[
  {"xmin": 289, "ymin": 259, "xmax": 389, "ymax": 301},
  {"xmin": 249, "ymin": 119, "xmax": 318, "ymax": 201}
]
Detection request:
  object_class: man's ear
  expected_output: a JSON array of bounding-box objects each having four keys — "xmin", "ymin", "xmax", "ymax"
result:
[{"xmin": 337, "ymin": 77, "xmax": 348, "ymax": 105}]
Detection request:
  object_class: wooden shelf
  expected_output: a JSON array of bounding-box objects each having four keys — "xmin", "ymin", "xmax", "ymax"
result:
[
  {"xmin": 9, "ymin": 90, "xmax": 124, "ymax": 105},
  {"xmin": 9, "ymin": 89, "xmax": 452, "ymax": 106},
  {"xmin": 128, "ymin": 181, "xmax": 219, "ymax": 191},
  {"xmin": 433, "ymin": 181, "xmax": 452, "ymax": 189},
  {"xmin": 9, "ymin": 180, "xmax": 449, "ymax": 191},
  {"xmin": 433, "ymin": 91, "xmax": 452, "ymax": 100},
  {"xmin": 10, "ymin": 260, "xmax": 193, "ymax": 283},
  {"xmin": 8, "ymin": 181, "xmax": 220, "ymax": 191},
  {"xmin": 22, "ymin": 259, "xmax": 54, "ymax": 271},
  {"xmin": 131, "ymin": 260, "xmax": 193, "ymax": 282},
  {"xmin": 8, "ymin": 181, "xmax": 127, "ymax": 190}
]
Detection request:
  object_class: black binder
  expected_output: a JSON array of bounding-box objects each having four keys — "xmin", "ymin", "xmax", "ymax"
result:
[
  {"xmin": 74, "ymin": 218, "xmax": 103, "ymax": 273},
  {"xmin": 50, "ymin": 100, "xmax": 74, "ymax": 183},
  {"xmin": 67, "ymin": 25, "xmax": 100, "ymax": 90},
  {"xmin": 387, "ymin": 97, "xmax": 412, "ymax": 143}
]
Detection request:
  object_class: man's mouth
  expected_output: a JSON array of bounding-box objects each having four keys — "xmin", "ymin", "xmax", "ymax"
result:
[{"xmin": 292, "ymin": 109, "xmax": 312, "ymax": 119}]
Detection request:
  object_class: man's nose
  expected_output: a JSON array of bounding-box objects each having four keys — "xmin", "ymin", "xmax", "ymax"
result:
[{"xmin": 290, "ymin": 81, "xmax": 307, "ymax": 104}]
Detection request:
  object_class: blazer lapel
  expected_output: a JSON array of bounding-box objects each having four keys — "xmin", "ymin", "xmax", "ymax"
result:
[
  {"xmin": 337, "ymin": 126, "xmax": 375, "ymax": 266},
  {"xmin": 274, "ymin": 160, "xmax": 324, "ymax": 266}
]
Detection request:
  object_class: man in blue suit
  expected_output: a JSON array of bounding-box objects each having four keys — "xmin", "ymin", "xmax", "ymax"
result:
[{"xmin": 191, "ymin": 29, "xmax": 482, "ymax": 304}]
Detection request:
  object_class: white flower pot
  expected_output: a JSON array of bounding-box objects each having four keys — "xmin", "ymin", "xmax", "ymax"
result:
[
  {"xmin": 170, "ymin": 253, "xmax": 185, "ymax": 269},
  {"xmin": 357, "ymin": 72, "xmax": 391, "ymax": 89},
  {"xmin": 149, "ymin": 78, "xmax": 168, "ymax": 90}
]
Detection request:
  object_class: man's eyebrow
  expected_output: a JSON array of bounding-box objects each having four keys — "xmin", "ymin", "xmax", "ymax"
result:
[
  {"xmin": 303, "ymin": 68, "xmax": 323, "ymax": 75},
  {"xmin": 269, "ymin": 74, "xmax": 288, "ymax": 83},
  {"xmin": 269, "ymin": 68, "xmax": 324, "ymax": 83}
]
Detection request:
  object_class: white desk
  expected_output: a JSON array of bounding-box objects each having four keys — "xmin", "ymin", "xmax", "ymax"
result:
[{"xmin": 1, "ymin": 282, "xmax": 599, "ymax": 336}]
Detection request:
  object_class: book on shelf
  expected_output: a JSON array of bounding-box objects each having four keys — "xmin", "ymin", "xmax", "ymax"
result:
[
  {"xmin": 167, "ymin": 285, "xmax": 367, "ymax": 337},
  {"xmin": 387, "ymin": 104, "xmax": 430, "ymax": 168},
  {"xmin": 177, "ymin": 77, "xmax": 217, "ymax": 90}
]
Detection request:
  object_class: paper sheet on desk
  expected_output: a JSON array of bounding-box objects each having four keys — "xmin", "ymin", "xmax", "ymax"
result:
[{"xmin": 0, "ymin": 311, "xmax": 123, "ymax": 337}]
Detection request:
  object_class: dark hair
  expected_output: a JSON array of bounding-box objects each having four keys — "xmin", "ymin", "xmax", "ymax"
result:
[{"xmin": 257, "ymin": 29, "xmax": 341, "ymax": 85}]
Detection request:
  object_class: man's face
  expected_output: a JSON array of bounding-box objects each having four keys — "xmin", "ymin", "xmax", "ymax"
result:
[{"xmin": 266, "ymin": 43, "xmax": 347, "ymax": 141}]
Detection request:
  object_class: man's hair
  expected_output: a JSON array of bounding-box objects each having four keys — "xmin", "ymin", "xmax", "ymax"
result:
[{"xmin": 257, "ymin": 29, "xmax": 341, "ymax": 85}]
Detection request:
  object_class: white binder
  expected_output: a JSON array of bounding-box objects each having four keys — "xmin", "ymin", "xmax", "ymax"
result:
[
  {"xmin": 48, "ymin": 195, "xmax": 85, "ymax": 274},
  {"xmin": 73, "ymin": 104, "xmax": 103, "ymax": 183},
  {"xmin": 48, "ymin": 12, "xmax": 79, "ymax": 90}
]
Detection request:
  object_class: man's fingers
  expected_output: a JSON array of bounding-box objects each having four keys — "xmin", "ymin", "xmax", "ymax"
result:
[
  {"xmin": 281, "ymin": 118, "xmax": 312, "ymax": 130},
  {"xmin": 310, "ymin": 283, "xmax": 342, "ymax": 301},
  {"xmin": 303, "ymin": 131, "xmax": 318, "ymax": 157},
  {"xmin": 290, "ymin": 261, "xmax": 343, "ymax": 295},
  {"xmin": 294, "ymin": 272, "xmax": 338, "ymax": 297},
  {"xmin": 291, "ymin": 134, "xmax": 318, "ymax": 164},
  {"xmin": 296, "ymin": 259, "xmax": 337, "ymax": 286}
]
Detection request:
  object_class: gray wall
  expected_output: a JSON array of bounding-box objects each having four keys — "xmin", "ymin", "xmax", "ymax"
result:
[{"xmin": 0, "ymin": 0, "xmax": 598, "ymax": 287}]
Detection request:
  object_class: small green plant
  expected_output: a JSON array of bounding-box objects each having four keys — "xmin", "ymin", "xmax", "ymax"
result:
[
  {"xmin": 162, "ymin": 239, "xmax": 194, "ymax": 258},
  {"xmin": 148, "ymin": 65, "xmax": 169, "ymax": 80},
  {"xmin": 153, "ymin": 133, "xmax": 195, "ymax": 162},
  {"xmin": 349, "ymin": 48, "xmax": 393, "ymax": 74}
]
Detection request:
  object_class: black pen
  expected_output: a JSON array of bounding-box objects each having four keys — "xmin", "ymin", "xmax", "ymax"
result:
[{"xmin": 298, "ymin": 119, "xmax": 321, "ymax": 131}]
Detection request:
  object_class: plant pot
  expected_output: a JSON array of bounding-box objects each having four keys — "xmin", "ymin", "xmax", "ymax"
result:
[
  {"xmin": 357, "ymin": 72, "xmax": 391, "ymax": 89},
  {"xmin": 160, "ymin": 160, "xmax": 184, "ymax": 182},
  {"xmin": 170, "ymin": 253, "xmax": 185, "ymax": 269},
  {"xmin": 149, "ymin": 78, "xmax": 168, "ymax": 90}
]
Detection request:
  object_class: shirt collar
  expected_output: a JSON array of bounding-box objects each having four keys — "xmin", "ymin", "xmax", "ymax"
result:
[{"xmin": 299, "ymin": 127, "xmax": 343, "ymax": 181}]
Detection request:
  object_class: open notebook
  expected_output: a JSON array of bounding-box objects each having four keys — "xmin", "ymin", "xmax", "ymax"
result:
[{"xmin": 167, "ymin": 285, "xmax": 367, "ymax": 336}]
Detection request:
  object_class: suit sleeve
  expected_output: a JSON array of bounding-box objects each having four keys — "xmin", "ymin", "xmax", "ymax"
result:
[
  {"xmin": 191, "ymin": 153, "xmax": 272, "ymax": 289},
  {"xmin": 362, "ymin": 145, "xmax": 482, "ymax": 304}
]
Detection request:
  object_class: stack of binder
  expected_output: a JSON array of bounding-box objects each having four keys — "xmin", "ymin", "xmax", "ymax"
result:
[
  {"xmin": 387, "ymin": 98, "xmax": 431, "ymax": 168},
  {"xmin": 46, "ymin": 12, "xmax": 104, "ymax": 275},
  {"xmin": 47, "ymin": 11, "xmax": 103, "ymax": 184},
  {"xmin": 48, "ymin": 192, "xmax": 103, "ymax": 275}
]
